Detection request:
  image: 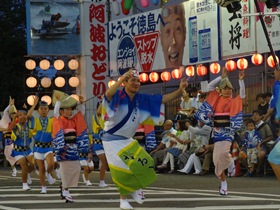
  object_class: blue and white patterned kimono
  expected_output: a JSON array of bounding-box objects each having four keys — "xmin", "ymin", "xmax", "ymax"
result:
[{"xmin": 101, "ymin": 88, "xmax": 164, "ymax": 195}]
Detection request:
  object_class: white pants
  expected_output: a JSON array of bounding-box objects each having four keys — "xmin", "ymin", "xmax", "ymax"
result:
[
  {"xmin": 163, "ymin": 153, "xmax": 175, "ymax": 170},
  {"xmin": 181, "ymin": 153, "xmax": 202, "ymax": 174}
]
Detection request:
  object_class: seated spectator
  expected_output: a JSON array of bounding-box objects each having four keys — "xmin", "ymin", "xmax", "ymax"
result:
[
  {"xmin": 177, "ymin": 119, "xmax": 212, "ymax": 174},
  {"xmin": 150, "ymin": 119, "xmax": 177, "ymax": 169},
  {"xmin": 239, "ymin": 120, "xmax": 262, "ymax": 177},
  {"xmin": 178, "ymin": 89, "xmax": 193, "ymax": 116},
  {"xmin": 157, "ymin": 120, "xmax": 188, "ymax": 173},
  {"xmin": 256, "ymin": 93, "xmax": 269, "ymax": 115},
  {"xmin": 251, "ymin": 110, "xmax": 274, "ymax": 176}
]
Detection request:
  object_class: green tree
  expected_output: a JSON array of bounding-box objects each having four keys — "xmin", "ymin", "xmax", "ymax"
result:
[{"xmin": 0, "ymin": 0, "xmax": 27, "ymax": 110}]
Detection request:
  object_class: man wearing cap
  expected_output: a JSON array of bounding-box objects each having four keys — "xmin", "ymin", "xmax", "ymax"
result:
[
  {"xmin": 100, "ymin": 68, "xmax": 188, "ymax": 210},
  {"xmin": 52, "ymin": 90, "xmax": 89, "ymax": 203},
  {"xmin": 195, "ymin": 67, "xmax": 245, "ymax": 196},
  {"xmin": 31, "ymin": 98, "xmax": 56, "ymax": 194}
]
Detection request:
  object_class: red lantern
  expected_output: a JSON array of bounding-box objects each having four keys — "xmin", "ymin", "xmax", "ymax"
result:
[
  {"xmin": 149, "ymin": 72, "xmax": 159, "ymax": 83},
  {"xmin": 210, "ymin": 62, "xmax": 220, "ymax": 74},
  {"xmin": 185, "ymin": 66, "xmax": 195, "ymax": 77},
  {"xmin": 108, "ymin": 80, "xmax": 116, "ymax": 88},
  {"xmin": 171, "ymin": 69, "xmax": 182, "ymax": 79},
  {"xmin": 267, "ymin": 55, "xmax": 279, "ymax": 68},
  {"xmin": 251, "ymin": 53, "xmax": 263, "ymax": 66},
  {"xmin": 140, "ymin": 73, "xmax": 149, "ymax": 83},
  {"xmin": 237, "ymin": 58, "xmax": 248, "ymax": 70},
  {"xmin": 161, "ymin": 71, "xmax": 171, "ymax": 82},
  {"xmin": 197, "ymin": 65, "xmax": 208, "ymax": 76},
  {"xmin": 225, "ymin": 60, "xmax": 237, "ymax": 71}
]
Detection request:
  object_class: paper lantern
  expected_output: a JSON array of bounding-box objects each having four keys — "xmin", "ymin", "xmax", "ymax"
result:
[
  {"xmin": 68, "ymin": 59, "xmax": 79, "ymax": 70},
  {"xmin": 25, "ymin": 59, "xmax": 36, "ymax": 70},
  {"xmin": 108, "ymin": 80, "xmax": 116, "ymax": 87},
  {"xmin": 251, "ymin": 53, "xmax": 263, "ymax": 66},
  {"xmin": 267, "ymin": 55, "xmax": 279, "ymax": 68},
  {"xmin": 210, "ymin": 63, "xmax": 220, "ymax": 74},
  {"xmin": 71, "ymin": 94, "xmax": 80, "ymax": 101},
  {"xmin": 69, "ymin": 76, "xmax": 80, "ymax": 87},
  {"xmin": 149, "ymin": 72, "xmax": 159, "ymax": 83},
  {"xmin": 41, "ymin": 77, "xmax": 51, "ymax": 88},
  {"xmin": 39, "ymin": 59, "xmax": 50, "ymax": 70},
  {"xmin": 140, "ymin": 0, "xmax": 149, "ymax": 7},
  {"xmin": 121, "ymin": 0, "xmax": 130, "ymax": 15},
  {"xmin": 140, "ymin": 73, "xmax": 149, "ymax": 83},
  {"xmin": 26, "ymin": 76, "xmax": 37, "ymax": 88},
  {"xmin": 27, "ymin": 95, "xmax": 36, "ymax": 106},
  {"xmin": 237, "ymin": 58, "xmax": 248, "ymax": 70},
  {"xmin": 111, "ymin": 0, "xmax": 120, "ymax": 15},
  {"xmin": 41, "ymin": 95, "xmax": 52, "ymax": 105},
  {"xmin": 171, "ymin": 69, "xmax": 182, "ymax": 79},
  {"xmin": 53, "ymin": 59, "xmax": 65, "ymax": 71},
  {"xmin": 225, "ymin": 60, "xmax": 237, "ymax": 72},
  {"xmin": 54, "ymin": 77, "xmax": 65, "ymax": 87},
  {"xmin": 185, "ymin": 66, "xmax": 195, "ymax": 77},
  {"xmin": 161, "ymin": 71, "xmax": 171, "ymax": 82},
  {"xmin": 197, "ymin": 65, "xmax": 208, "ymax": 76}
]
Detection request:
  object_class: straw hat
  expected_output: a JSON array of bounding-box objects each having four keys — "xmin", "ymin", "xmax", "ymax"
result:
[
  {"xmin": 8, "ymin": 105, "xmax": 17, "ymax": 114},
  {"xmin": 52, "ymin": 90, "xmax": 78, "ymax": 109},
  {"xmin": 219, "ymin": 77, "xmax": 233, "ymax": 89}
]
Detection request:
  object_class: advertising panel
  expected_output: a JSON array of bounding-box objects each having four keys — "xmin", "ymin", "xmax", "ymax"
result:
[
  {"xmin": 255, "ymin": 2, "xmax": 280, "ymax": 53},
  {"xmin": 108, "ymin": 0, "xmax": 219, "ymax": 77},
  {"xmin": 27, "ymin": 0, "xmax": 81, "ymax": 55},
  {"xmin": 221, "ymin": 0, "xmax": 256, "ymax": 59}
]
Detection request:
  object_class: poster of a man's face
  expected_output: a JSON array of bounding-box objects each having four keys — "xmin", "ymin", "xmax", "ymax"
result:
[{"xmin": 160, "ymin": 4, "xmax": 186, "ymax": 69}]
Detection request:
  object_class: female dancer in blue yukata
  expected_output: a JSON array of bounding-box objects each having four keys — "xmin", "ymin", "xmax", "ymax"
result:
[
  {"xmin": 31, "ymin": 97, "xmax": 56, "ymax": 194},
  {"xmin": 11, "ymin": 102, "xmax": 38, "ymax": 191},
  {"xmin": 195, "ymin": 67, "xmax": 245, "ymax": 196},
  {"xmin": 100, "ymin": 68, "xmax": 188, "ymax": 210}
]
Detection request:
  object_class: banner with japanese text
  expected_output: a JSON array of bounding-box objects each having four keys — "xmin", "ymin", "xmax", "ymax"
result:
[
  {"xmin": 108, "ymin": 0, "xmax": 219, "ymax": 77},
  {"xmin": 81, "ymin": 0, "xmax": 109, "ymax": 126},
  {"xmin": 255, "ymin": 2, "xmax": 280, "ymax": 53},
  {"xmin": 220, "ymin": 0, "xmax": 256, "ymax": 59}
]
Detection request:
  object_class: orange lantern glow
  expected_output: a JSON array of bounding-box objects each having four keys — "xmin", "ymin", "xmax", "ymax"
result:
[
  {"xmin": 267, "ymin": 55, "xmax": 279, "ymax": 68},
  {"xmin": 185, "ymin": 66, "xmax": 195, "ymax": 77},
  {"xmin": 149, "ymin": 72, "xmax": 159, "ymax": 83},
  {"xmin": 251, "ymin": 54, "xmax": 263, "ymax": 66},
  {"xmin": 140, "ymin": 73, "xmax": 149, "ymax": 83},
  {"xmin": 161, "ymin": 71, "xmax": 171, "ymax": 82},
  {"xmin": 237, "ymin": 58, "xmax": 248, "ymax": 70},
  {"xmin": 108, "ymin": 80, "xmax": 116, "ymax": 88},
  {"xmin": 225, "ymin": 60, "xmax": 237, "ymax": 71},
  {"xmin": 197, "ymin": 65, "xmax": 208, "ymax": 76},
  {"xmin": 210, "ymin": 62, "xmax": 220, "ymax": 74},
  {"xmin": 171, "ymin": 69, "xmax": 182, "ymax": 79}
]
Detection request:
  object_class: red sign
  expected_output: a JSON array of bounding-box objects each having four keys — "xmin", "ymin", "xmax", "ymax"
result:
[{"xmin": 133, "ymin": 32, "xmax": 159, "ymax": 72}]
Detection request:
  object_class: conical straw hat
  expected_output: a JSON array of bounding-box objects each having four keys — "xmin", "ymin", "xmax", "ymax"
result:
[{"xmin": 52, "ymin": 90, "xmax": 78, "ymax": 108}]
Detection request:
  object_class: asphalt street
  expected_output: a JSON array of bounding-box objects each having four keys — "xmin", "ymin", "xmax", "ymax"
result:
[{"xmin": 0, "ymin": 167, "xmax": 280, "ymax": 210}]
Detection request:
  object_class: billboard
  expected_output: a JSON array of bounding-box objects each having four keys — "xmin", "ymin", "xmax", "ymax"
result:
[
  {"xmin": 108, "ymin": 0, "xmax": 219, "ymax": 77},
  {"xmin": 27, "ymin": 0, "xmax": 81, "ymax": 55}
]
